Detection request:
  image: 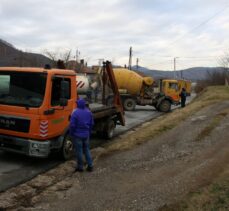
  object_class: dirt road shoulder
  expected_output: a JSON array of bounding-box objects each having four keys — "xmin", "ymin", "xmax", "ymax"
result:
[{"xmin": 0, "ymin": 87, "xmax": 228, "ymax": 211}]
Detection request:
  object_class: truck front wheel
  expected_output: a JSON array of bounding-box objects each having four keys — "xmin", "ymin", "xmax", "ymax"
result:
[
  {"xmin": 123, "ymin": 98, "xmax": 136, "ymax": 111},
  {"xmin": 61, "ymin": 134, "xmax": 74, "ymax": 160},
  {"xmin": 159, "ymin": 100, "xmax": 171, "ymax": 112}
]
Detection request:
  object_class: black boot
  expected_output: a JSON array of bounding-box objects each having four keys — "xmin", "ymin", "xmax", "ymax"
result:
[{"xmin": 86, "ymin": 166, "xmax": 93, "ymax": 172}]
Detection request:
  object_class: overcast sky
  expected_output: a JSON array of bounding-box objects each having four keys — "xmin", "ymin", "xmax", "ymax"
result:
[{"xmin": 1, "ymin": 0, "xmax": 229, "ymax": 70}]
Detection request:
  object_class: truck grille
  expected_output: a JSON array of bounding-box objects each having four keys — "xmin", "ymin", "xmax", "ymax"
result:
[{"xmin": 0, "ymin": 115, "xmax": 30, "ymax": 133}]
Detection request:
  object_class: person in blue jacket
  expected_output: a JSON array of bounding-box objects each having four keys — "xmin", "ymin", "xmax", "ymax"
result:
[{"xmin": 70, "ymin": 98, "xmax": 94, "ymax": 172}]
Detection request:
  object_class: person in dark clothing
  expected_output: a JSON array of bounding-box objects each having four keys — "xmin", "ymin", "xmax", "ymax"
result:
[
  {"xmin": 70, "ymin": 98, "xmax": 94, "ymax": 172},
  {"xmin": 179, "ymin": 88, "xmax": 187, "ymax": 108}
]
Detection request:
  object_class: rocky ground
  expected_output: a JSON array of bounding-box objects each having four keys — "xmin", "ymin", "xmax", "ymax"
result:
[{"xmin": 0, "ymin": 99, "xmax": 228, "ymax": 211}]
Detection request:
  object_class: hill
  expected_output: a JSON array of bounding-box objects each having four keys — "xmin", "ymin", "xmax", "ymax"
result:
[
  {"xmin": 0, "ymin": 39, "xmax": 51, "ymax": 67},
  {"xmin": 132, "ymin": 66, "xmax": 225, "ymax": 82},
  {"xmin": 0, "ymin": 38, "xmax": 225, "ymax": 81}
]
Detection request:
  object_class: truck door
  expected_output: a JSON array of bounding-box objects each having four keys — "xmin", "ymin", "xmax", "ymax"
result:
[
  {"xmin": 166, "ymin": 82, "xmax": 180, "ymax": 102},
  {"xmin": 178, "ymin": 80, "xmax": 191, "ymax": 96},
  {"xmin": 47, "ymin": 76, "xmax": 74, "ymax": 138}
]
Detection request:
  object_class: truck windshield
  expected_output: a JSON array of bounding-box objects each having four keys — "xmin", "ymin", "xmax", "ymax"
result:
[{"xmin": 0, "ymin": 71, "xmax": 47, "ymax": 108}]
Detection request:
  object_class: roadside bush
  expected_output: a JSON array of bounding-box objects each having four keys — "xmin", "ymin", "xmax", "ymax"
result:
[{"xmin": 195, "ymin": 69, "xmax": 229, "ymax": 93}]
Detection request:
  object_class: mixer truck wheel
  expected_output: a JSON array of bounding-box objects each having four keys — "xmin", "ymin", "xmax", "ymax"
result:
[
  {"xmin": 123, "ymin": 98, "xmax": 136, "ymax": 111},
  {"xmin": 61, "ymin": 134, "xmax": 74, "ymax": 160},
  {"xmin": 154, "ymin": 105, "xmax": 160, "ymax": 111},
  {"xmin": 158, "ymin": 100, "xmax": 171, "ymax": 112}
]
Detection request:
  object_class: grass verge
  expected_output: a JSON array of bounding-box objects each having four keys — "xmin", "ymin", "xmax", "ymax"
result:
[
  {"xmin": 160, "ymin": 164, "xmax": 229, "ymax": 211},
  {"xmin": 101, "ymin": 86, "xmax": 229, "ymax": 156},
  {"xmin": 196, "ymin": 108, "xmax": 229, "ymax": 142}
]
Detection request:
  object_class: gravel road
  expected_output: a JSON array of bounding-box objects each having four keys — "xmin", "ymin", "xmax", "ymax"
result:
[{"xmin": 21, "ymin": 100, "xmax": 228, "ymax": 211}]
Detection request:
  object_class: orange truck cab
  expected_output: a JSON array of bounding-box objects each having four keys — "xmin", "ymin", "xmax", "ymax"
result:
[
  {"xmin": 0, "ymin": 62, "xmax": 124, "ymax": 159},
  {"xmin": 161, "ymin": 79, "xmax": 191, "ymax": 104}
]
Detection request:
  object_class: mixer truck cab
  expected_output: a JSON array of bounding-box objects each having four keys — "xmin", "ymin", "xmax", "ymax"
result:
[
  {"xmin": 0, "ymin": 62, "xmax": 125, "ymax": 159},
  {"xmin": 161, "ymin": 79, "xmax": 191, "ymax": 104}
]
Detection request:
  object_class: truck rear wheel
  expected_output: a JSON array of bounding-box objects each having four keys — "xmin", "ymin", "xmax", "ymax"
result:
[
  {"xmin": 123, "ymin": 98, "xmax": 136, "ymax": 111},
  {"xmin": 61, "ymin": 134, "xmax": 74, "ymax": 160},
  {"xmin": 104, "ymin": 119, "xmax": 115, "ymax": 139},
  {"xmin": 159, "ymin": 100, "xmax": 171, "ymax": 112}
]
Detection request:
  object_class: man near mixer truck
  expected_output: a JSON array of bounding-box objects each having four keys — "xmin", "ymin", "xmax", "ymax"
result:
[
  {"xmin": 70, "ymin": 98, "xmax": 94, "ymax": 172},
  {"xmin": 179, "ymin": 88, "xmax": 187, "ymax": 108}
]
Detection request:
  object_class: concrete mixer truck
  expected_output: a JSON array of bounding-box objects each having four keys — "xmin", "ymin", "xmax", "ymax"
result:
[
  {"xmin": 112, "ymin": 68, "xmax": 182, "ymax": 112},
  {"xmin": 76, "ymin": 72, "xmax": 101, "ymax": 103}
]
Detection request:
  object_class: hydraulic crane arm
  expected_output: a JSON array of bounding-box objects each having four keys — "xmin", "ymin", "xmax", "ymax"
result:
[{"xmin": 102, "ymin": 61, "xmax": 125, "ymax": 126}]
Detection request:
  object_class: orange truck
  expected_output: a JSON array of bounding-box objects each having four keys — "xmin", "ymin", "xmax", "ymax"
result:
[
  {"xmin": 159, "ymin": 79, "xmax": 191, "ymax": 104},
  {"xmin": 0, "ymin": 61, "xmax": 125, "ymax": 159}
]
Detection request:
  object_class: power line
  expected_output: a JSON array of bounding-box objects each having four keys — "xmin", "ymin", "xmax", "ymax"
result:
[
  {"xmin": 179, "ymin": 56, "xmax": 217, "ymax": 59},
  {"xmin": 145, "ymin": 56, "xmax": 217, "ymax": 59},
  {"xmin": 151, "ymin": 60, "xmax": 173, "ymax": 66},
  {"xmin": 150, "ymin": 4, "xmax": 229, "ymax": 57},
  {"xmin": 169, "ymin": 4, "xmax": 229, "ymax": 47},
  {"xmin": 150, "ymin": 57, "xmax": 218, "ymax": 66},
  {"xmin": 128, "ymin": 5, "xmax": 229, "ymax": 68},
  {"xmin": 179, "ymin": 58, "xmax": 216, "ymax": 61}
]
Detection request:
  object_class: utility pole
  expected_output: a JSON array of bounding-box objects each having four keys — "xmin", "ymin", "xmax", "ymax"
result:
[
  {"xmin": 136, "ymin": 58, "xmax": 139, "ymax": 70},
  {"xmin": 128, "ymin": 46, "xmax": 132, "ymax": 70},
  {"xmin": 76, "ymin": 48, "xmax": 80, "ymax": 62},
  {"xmin": 174, "ymin": 57, "xmax": 179, "ymax": 79},
  {"xmin": 98, "ymin": 58, "xmax": 104, "ymax": 67}
]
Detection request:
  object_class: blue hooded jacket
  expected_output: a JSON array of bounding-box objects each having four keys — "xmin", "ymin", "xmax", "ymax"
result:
[{"xmin": 69, "ymin": 98, "xmax": 94, "ymax": 138}]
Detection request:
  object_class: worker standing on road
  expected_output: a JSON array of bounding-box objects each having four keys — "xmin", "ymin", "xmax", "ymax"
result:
[
  {"xmin": 70, "ymin": 98, "xmax": 94, "ymax": 172},
  {"xmin": 179, "ymin": 88, "xmax": 187, "ymax": 108}
]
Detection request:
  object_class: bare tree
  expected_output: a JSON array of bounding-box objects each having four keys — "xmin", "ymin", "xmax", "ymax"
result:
[
  {"xmin": 218, "ymin": 52, "xmax": 229, "ymax": 85},
  {"xmin": 195, "ymin": 53, "xmax": 229, "ymax": 92},
  {"xmin": 60, "ymin": 50, "xmax": 72, "ymax": 64},
  {"xmin": 219, "ymin": 52, "xmax": 229, "ymax": 70},
  {"xmin": 43, "ymin": 49, "xmax": 58, "ymax": 67},
  {"xmin": 43, "ymin": 49, "xmax": 72, "ymax": 68}
]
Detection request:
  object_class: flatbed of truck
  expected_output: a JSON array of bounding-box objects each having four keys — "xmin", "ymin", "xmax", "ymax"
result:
[{"xmin": 89, "ymin": 103, "xmax": 119, "ymax": 119}]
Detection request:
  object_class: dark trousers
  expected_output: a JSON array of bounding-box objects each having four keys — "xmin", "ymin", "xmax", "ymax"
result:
[
  {"xmin": 73, "ymin": 137, "xmax": 93, "ymax": 170},
  {"xmin": 181, "ymin": 99, "xmax": 186, "ymax": 107}
]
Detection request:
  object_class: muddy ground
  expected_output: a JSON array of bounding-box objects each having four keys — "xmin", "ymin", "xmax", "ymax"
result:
[{"xmin": 1, "ymin": 100, "xmax": 229, "ymax": 211}]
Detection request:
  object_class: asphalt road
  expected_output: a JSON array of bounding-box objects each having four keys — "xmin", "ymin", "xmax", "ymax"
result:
[{"xmin": 0, "ymin": 105, "xmax": 160, "ymax": 193}]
